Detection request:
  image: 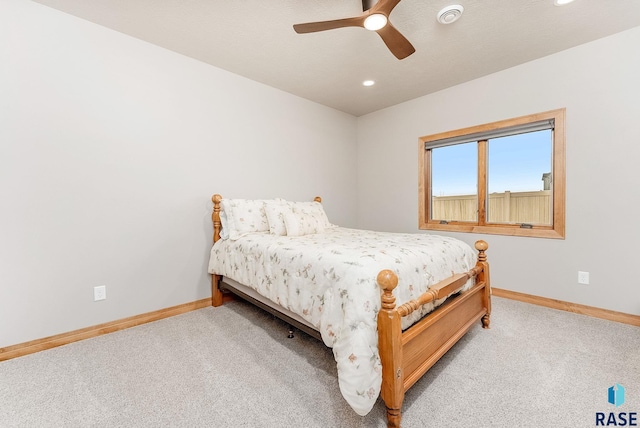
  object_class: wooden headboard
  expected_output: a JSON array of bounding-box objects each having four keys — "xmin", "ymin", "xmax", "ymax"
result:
[
  {"xmin": 211, "ymin": 194, "xmax": 223, "ymax": 243},
  {"xmin": 211, "ymin": 195, "xmax": 323, "ymax": 244}
]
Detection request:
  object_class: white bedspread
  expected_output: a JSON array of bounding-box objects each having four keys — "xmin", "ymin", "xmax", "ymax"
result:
[{"xmin": 207, "ymin": 227, "xmax": 476, "ymax": 416}]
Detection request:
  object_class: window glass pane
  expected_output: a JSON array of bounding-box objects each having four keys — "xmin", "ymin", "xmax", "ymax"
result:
[
  {"xmin": 487, "ymin": 130, "xmax": 552, "ymax": 225},
  {"xmin": 431, "ymin": 142, "xmax": 477, "ymax": 222}
]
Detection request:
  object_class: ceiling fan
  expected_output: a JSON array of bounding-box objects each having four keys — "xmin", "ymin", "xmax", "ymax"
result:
[{"xmin": 293, "ymin": 0, "xmax": 415, "ymax": 60}]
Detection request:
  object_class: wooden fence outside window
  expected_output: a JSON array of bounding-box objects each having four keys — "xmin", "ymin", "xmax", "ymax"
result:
[{"xmin": 432, "ymin": 190, "xmax": 551, "ymax": 225}]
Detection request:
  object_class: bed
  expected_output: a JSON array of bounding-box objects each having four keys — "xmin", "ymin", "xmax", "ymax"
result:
[{"xmin": 208, "ymin": 194, "xmax": 491, "ymax": 428}]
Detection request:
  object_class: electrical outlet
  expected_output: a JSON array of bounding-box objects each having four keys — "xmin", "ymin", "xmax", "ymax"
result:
[
  {"xmin": 578, "ymin": 271, "xmax": 589, "ymax": 285},
  {"xmin": 94, "ymin": 285, "xmax": 106, "ymax": 301}
]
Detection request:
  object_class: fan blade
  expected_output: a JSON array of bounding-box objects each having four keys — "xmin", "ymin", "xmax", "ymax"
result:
[
  {"xmin": 293, "ymin": 16, "xmax": 365, "ymax": 34},
  {"xmin": 376, "ymin": 23, "xmax": 415, "ymax": 59},
  {"xmin": 371, "ymin": 0, "xmax": 402, "ymax": 15}
]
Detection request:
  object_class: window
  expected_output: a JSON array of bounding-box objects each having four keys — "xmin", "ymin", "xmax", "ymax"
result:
[{"xmin": 418, "ymin": 109, "xmax": 565, "ymax": 239}]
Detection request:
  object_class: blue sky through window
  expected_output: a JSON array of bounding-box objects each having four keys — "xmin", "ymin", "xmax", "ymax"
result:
[{"xmin": 431, "ymin": 130, "xmax": 552, "ymax": 196}]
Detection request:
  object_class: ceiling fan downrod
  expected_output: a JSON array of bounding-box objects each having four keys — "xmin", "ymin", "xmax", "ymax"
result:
[{"xmin": 362, "ymin": 0, "xmax": 379, "ymax": 11}]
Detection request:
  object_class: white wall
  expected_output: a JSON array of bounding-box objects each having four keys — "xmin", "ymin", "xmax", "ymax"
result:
[
  {"xmin": 3, "ymin": 1, "xmax": 637, "ymax": 350},
  {"xmin": 357, "ymin": 27, "xmax": 640, "ymax": 316},
  {"xmin": 0, "ymin": 0, "xmax": 357, "ymax": 347}
]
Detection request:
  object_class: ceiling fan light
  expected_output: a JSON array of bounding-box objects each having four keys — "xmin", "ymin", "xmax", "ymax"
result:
[{"xmin": 364, "ymin": 13, "xmax": 388, "ymax": 31}]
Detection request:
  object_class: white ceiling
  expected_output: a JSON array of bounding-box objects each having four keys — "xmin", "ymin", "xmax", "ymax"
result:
[{"xmin": 33, "ymin": 0, "xmax": 640, "ymax": 116}]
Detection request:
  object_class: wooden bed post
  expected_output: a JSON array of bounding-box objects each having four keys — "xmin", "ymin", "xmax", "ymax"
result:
[
  {"xmin": 211, "ymin": 194, "xmax": 223, "ymax": 307},
  {"xmin": 377, "ymin": 270, "xmax": 404, "ymax": 428},
  {"xmin": 474, "ymin": 240, "xmax": 491, "ymax": 329}
]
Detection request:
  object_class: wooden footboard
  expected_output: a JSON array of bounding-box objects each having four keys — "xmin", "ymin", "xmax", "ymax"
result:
[{"xmin": 377, "ymin": 241, "xmax": 491, "ymax": 428}]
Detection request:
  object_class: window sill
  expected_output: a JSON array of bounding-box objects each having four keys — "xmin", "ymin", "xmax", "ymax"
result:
[{"xmin": 419, "ymin": 222, "xmax": 565, "ymax": 239}]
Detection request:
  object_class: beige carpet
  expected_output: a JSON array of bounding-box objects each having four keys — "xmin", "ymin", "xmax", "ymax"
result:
[{"xmin": 1, "ymin": 297, "xmax": 639, "ymax": 427}]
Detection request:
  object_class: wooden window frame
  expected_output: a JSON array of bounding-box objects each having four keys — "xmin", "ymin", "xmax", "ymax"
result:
[{"xmin": 418, "ymin": 109, "xmax": 565, "ymax": 239}]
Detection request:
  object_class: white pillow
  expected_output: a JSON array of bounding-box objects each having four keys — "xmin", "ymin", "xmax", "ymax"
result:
[
  {"xmin": 288, "ymin": 201, "xmax": 334, "ymax": 230},
  {"xmin": 264, "ymin": 200, "xmax": 290, "ymax": 236},
  {"xmin": 219, "ymin": 209, "xmax": 230, "ymax": 240},
  {"xmin": 220, "ymin": 199, "xmax": 270, "ymax": 240},
  {"xmin": 283, "ymin": 210, "xmax": 325, "ymax": 237}
]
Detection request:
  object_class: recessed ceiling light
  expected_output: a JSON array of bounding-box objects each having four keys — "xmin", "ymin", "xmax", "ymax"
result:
[
  {"xmin": 437, "ymin": 5, "xmax": 464, "ymax": 24},
  {"xmin": 363, "ymin": 14, "xmax": 388, "ymax": 31},
  {"xmin": 554, "ymin": 0, "xmax": 575, "ymax": 5},
  {"xmin": 362, "ymin": 80, "xmax": 375, "ymax": 87}
]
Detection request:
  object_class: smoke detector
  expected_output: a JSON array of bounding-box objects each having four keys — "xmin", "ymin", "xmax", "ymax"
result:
[{"xmin": 437, "ymin": 5, "xmax": 464, "ymax": 24}]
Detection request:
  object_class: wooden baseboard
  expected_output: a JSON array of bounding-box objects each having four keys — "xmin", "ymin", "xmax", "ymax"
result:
[
  {"xmin": 492, "ymin": 288, "xmax": 640, "ymax": 327},
  {"xmin": 3, "ymin": 291, "xmax": 635, "ymax": 362},
  {"xmin": 0, "ymin": 298, "xmax": 212, "ymax": 362}
]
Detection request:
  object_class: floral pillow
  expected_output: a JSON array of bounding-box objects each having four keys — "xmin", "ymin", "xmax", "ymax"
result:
[
  {"xmin": 264, "ymin": 200, "xmax": 290, "ymax": 236},
  {"xmin": 220, "ymin": 199, "xmax": 270, "ymax": 240},
  {"xmin": 283, "ymin": 201, "xmax": 334, "ymax": 236},
  {"xmin": 283, "ymin": 210, "xmax": 324, "ymax": 237},
  {"xmin": 219, "ymin": 209, "xmax": 230, "ymax": 240},
  {"xmin": 288, "ymin": 201, "xmax": 334, "ymax": 230},
  {"xmin": 219, "ymin": 199, "xmax": 334, "ymax": 239}
]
